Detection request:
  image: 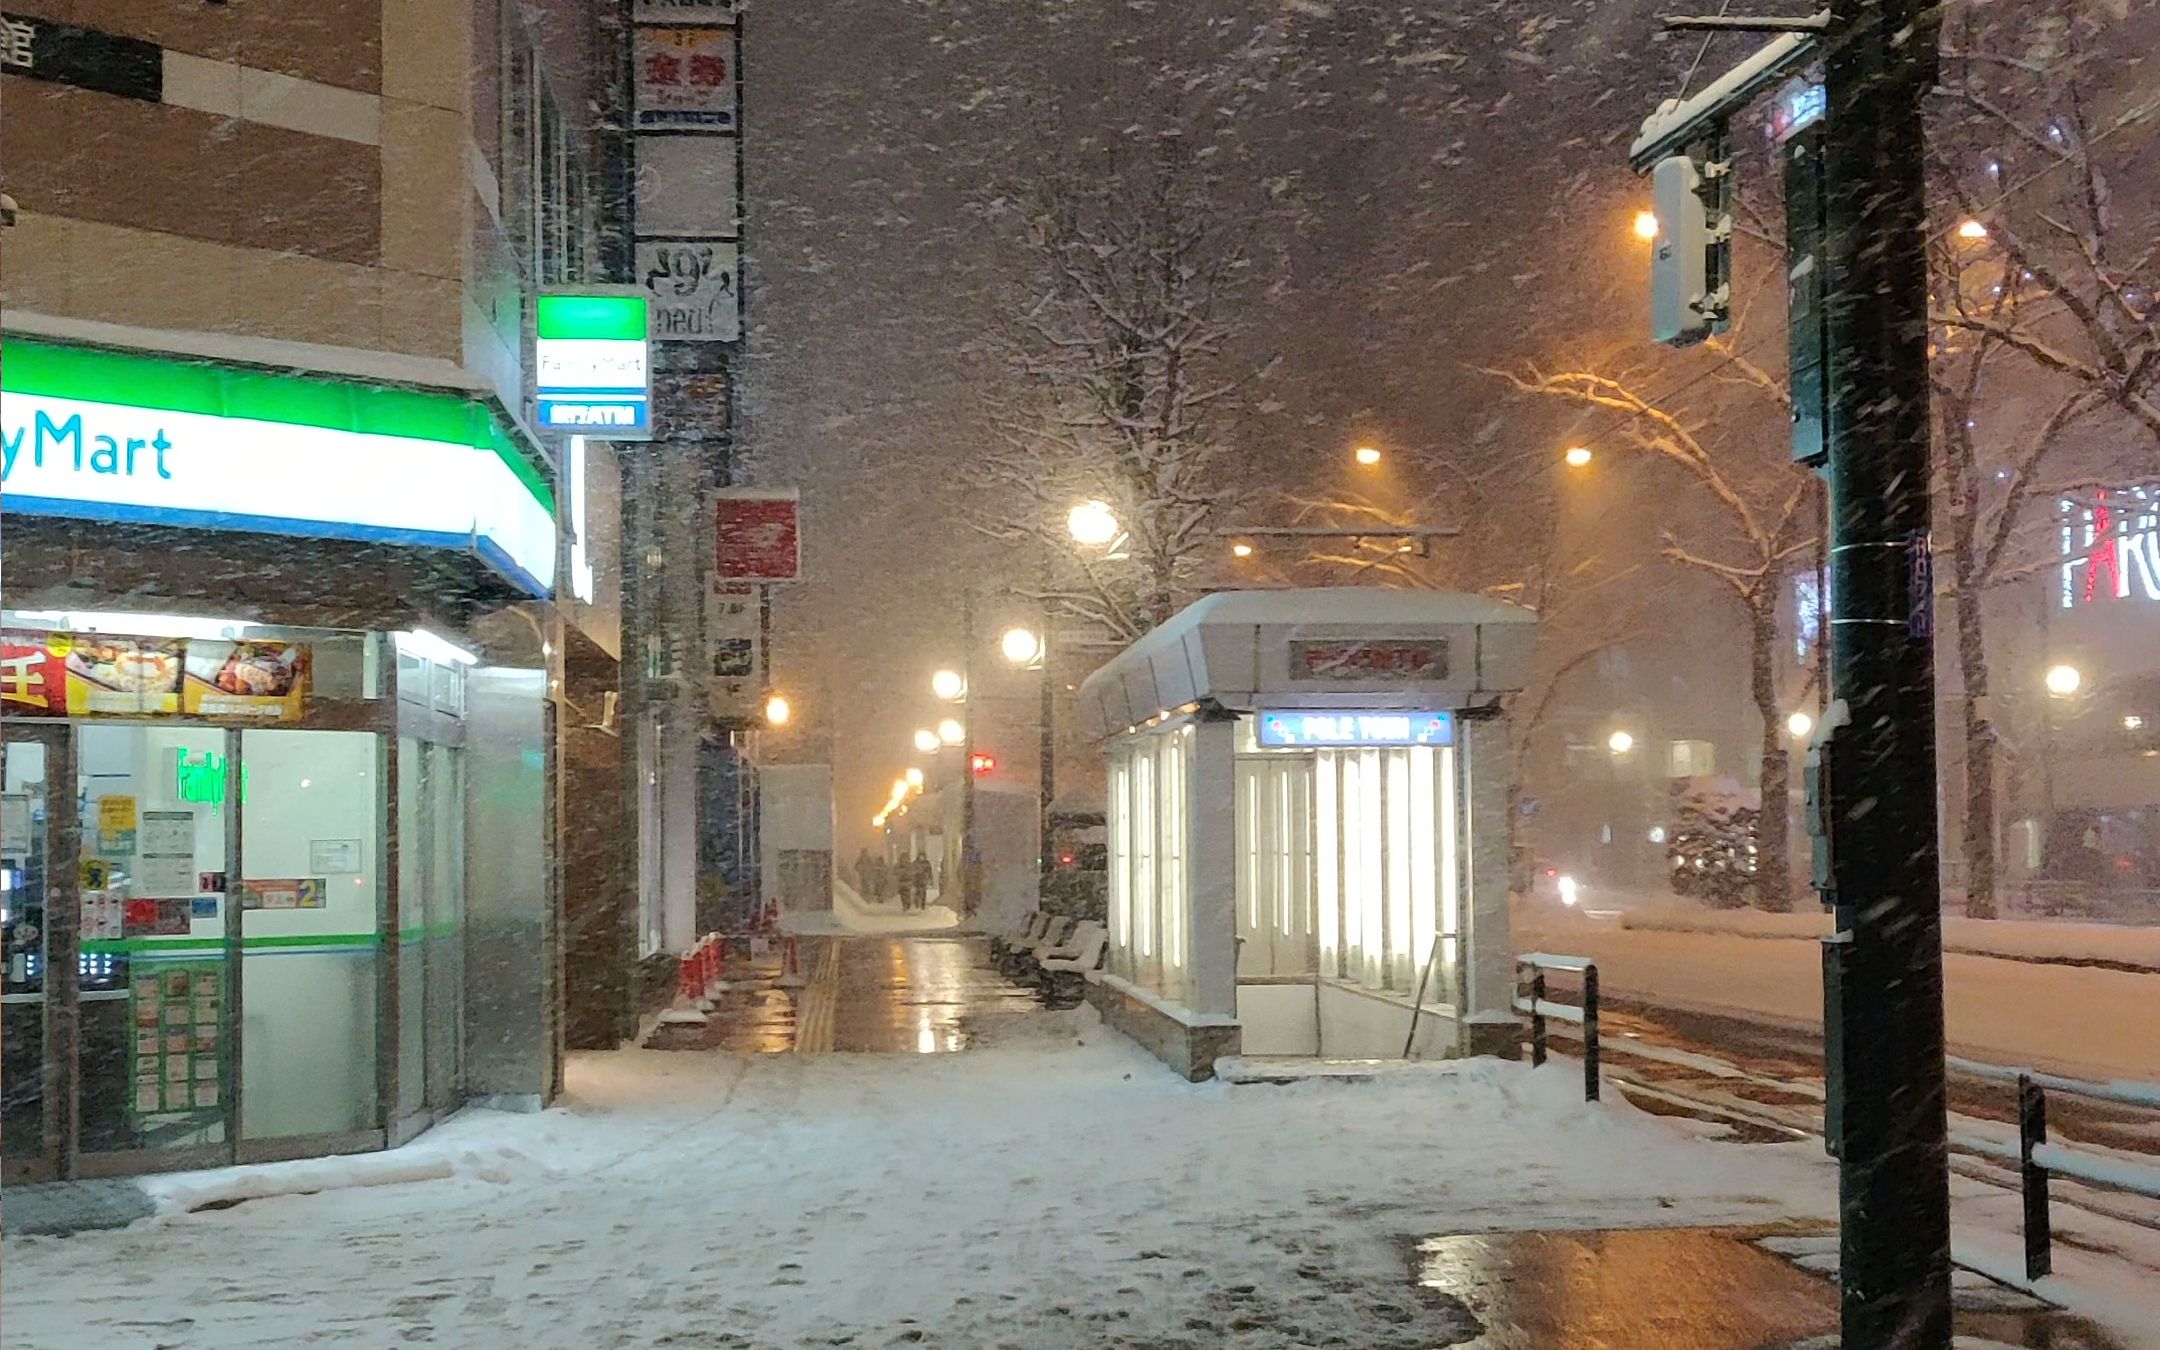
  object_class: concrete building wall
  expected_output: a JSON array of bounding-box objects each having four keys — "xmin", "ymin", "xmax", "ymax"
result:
[{"xmin": 0, "ymin": 0, "xmax": 589, "ymax": 412}]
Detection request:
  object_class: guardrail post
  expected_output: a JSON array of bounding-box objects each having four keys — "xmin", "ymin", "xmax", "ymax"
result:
[
  {"xmin": 2019, "ymin": 1073, "xmax": 2052, "ymax": 1281},
  {"xmin": 1582, "ymin": 964, "xmax": 1600, "ymax": 1102},
  {"xmin": 1530, "ymin": 968, "xmax": 1548, "ymax": 1068}
]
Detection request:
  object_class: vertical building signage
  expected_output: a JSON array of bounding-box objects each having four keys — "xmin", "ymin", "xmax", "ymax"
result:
[
  {"xmin": 534, "ymin": 293, "xmax": 652, "ymax": 437},
  {"xmin": 632, "ymin": 5, "xmax": 741, "ymax": 342},
  {"xmin": 2061, "ymin": 486, "xmax": 2160, "ymax": 608},
  {"xmin": 713, "ymin": 489, "xmax": 801, "ymax": 582}
]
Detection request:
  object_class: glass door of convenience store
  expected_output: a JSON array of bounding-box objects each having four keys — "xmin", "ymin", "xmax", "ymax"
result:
[
  {"xmin": 238, "ymin": 729, "xmax": 382, "ymax": 1150},
  {"xmin": 73, "ymin": 723, "xmax": 237, "ymax": 1175},
  {"xmin": 3, "ymin": 727, "xmax": 69, "ymax": 1183}
]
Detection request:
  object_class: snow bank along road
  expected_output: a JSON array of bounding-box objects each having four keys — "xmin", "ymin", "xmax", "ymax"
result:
[
  {"xmin": 4, "ymin": 1007, "xmax": 1833, "ymax": 1350},
  {"xmin": 1517, "ymin": 907, "xmax": 2160, "ymax": 1083}
]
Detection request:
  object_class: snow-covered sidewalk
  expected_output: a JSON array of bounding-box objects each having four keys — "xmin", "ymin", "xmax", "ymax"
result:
[
  {"xmin": 779, "ymin": 878, "xmax": 960, "ymax": 936},
  {"xmin": 5, "ymin": 1008, "xmax": 1833, "ymax": 1350}
]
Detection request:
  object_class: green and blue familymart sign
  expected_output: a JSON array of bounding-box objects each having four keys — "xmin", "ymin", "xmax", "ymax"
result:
[
  {"xmin": 534, "ymin": 293, "xmax": 651, "ymax": 438},
  {"xmin": 0, "ymin": 337, "xmax": 557, "ymax": 596}
]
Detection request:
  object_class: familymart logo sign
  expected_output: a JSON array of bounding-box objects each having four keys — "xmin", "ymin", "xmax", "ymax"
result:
[
  {"xmin": 4, "ymin": 404, "xmax": 178, "ymax": 482},
  {"xmin": 535, "ymin": 292, "xmax": 652, "ymax": 439}
]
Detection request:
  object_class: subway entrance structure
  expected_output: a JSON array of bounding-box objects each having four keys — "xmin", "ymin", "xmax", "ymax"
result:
[{"xmin": 1074, "ymin": 589, "xmax": 1535, "ymax": 1078}]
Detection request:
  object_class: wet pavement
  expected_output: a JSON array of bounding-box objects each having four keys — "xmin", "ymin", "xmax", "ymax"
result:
[
  {"xmin": 644, "ymin": 933, "xmax": 1039, "ymax": 1055},
  {"xmin": 821, "ymin": 932, "xmax": 1039, "ymax": 1053},
  {"xmin": 1412, "ymin": 1227, "xmax": 2127, "ymax": 1349}
]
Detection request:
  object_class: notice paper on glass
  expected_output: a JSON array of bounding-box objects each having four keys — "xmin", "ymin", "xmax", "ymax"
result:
[
  {"xmin": 1, "ymin": 794, "xmax": 30, "ymax": 853},
  {"xmin": 309, "ymin": 838, "xmax": 362, "ymax": 874},
  {"xmin": 137, "ymin": 810, "xmax": 197, "ymax": 897}
]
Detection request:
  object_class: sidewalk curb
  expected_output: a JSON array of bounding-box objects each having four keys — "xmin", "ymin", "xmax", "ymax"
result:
[{"xmin": 1, "ymin": 1178, "xmax": 156, "ymax": 1237}]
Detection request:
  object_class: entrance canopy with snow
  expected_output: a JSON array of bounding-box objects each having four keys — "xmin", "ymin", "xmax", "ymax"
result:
[{"xmin": 1073, "ymin": 589, "xmax": 1537, "ymax": 1078}]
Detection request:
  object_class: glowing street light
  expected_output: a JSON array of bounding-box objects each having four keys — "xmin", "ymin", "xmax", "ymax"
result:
[
  {"xmin": 1633, "ymin": 209, "xmax": 1660, "ymax": 241},
  {"xmin": 1067, "ymin": 499, "xmax": 1120, "ymax": 547},
  {"xmin": 1564, "ymin": 445, "xmax": 1594, "ymax": 468},
  {"xmin": 1354, "ymin": 445, "xmax": 1383, "ymax": 466},
  {"xmin": 931, "ymin": 668, "xmax": 966, "ymax": 701},
  {"xmin": 1787, "ymin": 710, "xmax": 1815, "ymax": 739},
  {"xmin": 1607, "ymin": 729, "xmax": 1636, "ymax": 755},
  {"xmin": 937, "ymin": 717, "xmax": 966, "ymax": 746},
  {"xmin": 1001, "ymin": 627, "xmax": 1043, "ymax": 666},
  {"xmin": 1957, "ymin": 218, "xmax": 1989, "ymax": 241},
  {"xmin": 764, "ymin": 694, "xmax": 792, "ymax": 727},
  {"xmin": 2045, "ymin": 663, "xmax": 2083, "ymax": 697},
  {"xmin": 1231, "ymin": 542, "xmax": 1255, "ymax": 559},
  {"xmin": 904, "ymin": 767, "xmax": 925, "ymax": 788},
  {"xmin": 913, "ymin": 728, "xmax": 941, "ymax": 753}
]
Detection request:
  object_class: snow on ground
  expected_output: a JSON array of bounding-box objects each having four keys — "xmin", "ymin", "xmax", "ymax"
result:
[
  {"xmin": 5, "ymin": 1008, "xmax": 1832, "ymax": 1350},
  {"xmin": 1518, "ymin": 904, "xmax": 2160, "ymax": 1083},
  {"xmin": 1606, "ymin": 900, "xmax": 2160, "ymax": 972},
  {"xmin": 780, "ymin": 878, "xmax": 961, "ymax": 937}
]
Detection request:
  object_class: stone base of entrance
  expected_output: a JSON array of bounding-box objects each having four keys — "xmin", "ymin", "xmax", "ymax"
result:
[{"xmin": 1085, "ymin": 974, "xmax": 1241, "ymax": 1081}]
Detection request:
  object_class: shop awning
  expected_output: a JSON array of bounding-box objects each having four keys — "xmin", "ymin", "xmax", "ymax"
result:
[{"xmin": 1, "ymin": 315, "xmax": 557, "ymax": 598}]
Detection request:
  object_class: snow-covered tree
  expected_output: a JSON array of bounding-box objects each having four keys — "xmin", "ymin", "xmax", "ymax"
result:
[
  {"xmin": 974, "ymin": 127, "xmax": 1267, "ymax": 643},
  {"xmin": 1926, "ymin": 0, "xmax": 2160, "ymax": 917},
  {"xmin": 1489, "ymin": 341, "xmax": 1818, "ymax": 912}
]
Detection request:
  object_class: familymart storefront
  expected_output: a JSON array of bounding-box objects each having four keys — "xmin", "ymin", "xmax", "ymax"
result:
[{"xmin": 0, "ymin": 324, "xmax": 559, "ymax": 1180}]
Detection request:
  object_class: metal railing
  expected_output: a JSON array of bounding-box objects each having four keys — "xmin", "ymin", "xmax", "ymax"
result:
[
  {"xmin": 1514, "ymin": 953, "xmax": 1600, "ymax": 1103},
  {"xmin": 1943, "ymin": 1055, "xmax": 2160, "ymax": 1281}
]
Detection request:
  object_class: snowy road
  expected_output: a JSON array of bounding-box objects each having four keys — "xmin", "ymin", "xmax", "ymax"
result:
[
  {"xmin": 4, "ymin": 982, "xmax": 1833, "ymax": 1348},
  {"xmin": 1516, "ymin": 908, "xmax": 2160, "ymax": 1083}
]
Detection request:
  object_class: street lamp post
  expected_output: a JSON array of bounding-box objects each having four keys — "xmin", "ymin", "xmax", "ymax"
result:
[
  {"xmin": 960, "ymin": 594, "xmax": 980, "ymax": 917},
  {"xmin": 1000, "ymin": 622, "xmax": 1055, "ymax": 881}
]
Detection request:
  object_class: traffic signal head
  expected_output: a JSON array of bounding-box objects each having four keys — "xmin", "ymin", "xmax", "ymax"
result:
[{"xmin": 1650, "ymin": 155, "xmax": 1715, "ymax": 345}]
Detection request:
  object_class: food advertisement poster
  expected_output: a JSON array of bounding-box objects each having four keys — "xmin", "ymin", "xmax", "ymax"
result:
[
  {"xmin": 128, "ymin": 963, "xmax": 225, "ymax": 1123},
  {"xmin": 0, "ymin": 631, "xmax": 307, "ymax": 721},
  {"xmin": 183, "ymin": 640, "xmax": 308, "ymax": 719},
  {"xmin": 0, "ymin": 631, "xmax": 66, "ymax": 715},
  {"xmin": 66, "ymin": 635, "xmax": 186, "ymax": 714}
]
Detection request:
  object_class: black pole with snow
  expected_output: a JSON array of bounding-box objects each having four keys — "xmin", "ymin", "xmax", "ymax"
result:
[{"xmin": 1820, "ymin": 1, "xmax": 1953, "ymax": 1343}]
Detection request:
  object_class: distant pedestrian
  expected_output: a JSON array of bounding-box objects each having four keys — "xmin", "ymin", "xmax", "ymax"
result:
[
  {"xmin": 869, "ymin": 855, "xmax": 892, "ymax": 905},
  {"xmin": 899, "ymin": 856, "xmax": 919, "ymax": 911},
  {"xmin": 912, "ymin": 856, "xmax": 935, "ymax": 911},
  {"xmin": 853, "ymin": 848, "xmax": 876, "ymax": 898}
]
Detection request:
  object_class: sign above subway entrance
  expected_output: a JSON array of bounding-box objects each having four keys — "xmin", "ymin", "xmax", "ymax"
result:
[{"xmin": 1257, "ymin": 710, "xmax": 1456, "ymax": 749}]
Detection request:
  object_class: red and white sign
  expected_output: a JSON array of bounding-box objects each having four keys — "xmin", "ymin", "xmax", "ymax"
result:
[
  {"xmin": 713, "ymin": 489, "xmax": 800, "ymax": 581},
  {"xmin": 2062, "ymin": 487, "xmax": 2160, "ymax": 608},
  {"xmin": 634, "ymin": 25, "xmax": 736, "ymax": 132},
  {"xmin": 1289, "ymin": 638, "xmax": 1449, "ymax": 682}
]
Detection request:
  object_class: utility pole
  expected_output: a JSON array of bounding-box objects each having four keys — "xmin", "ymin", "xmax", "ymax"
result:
[{"xmin": 1821, "ymin": 0, "xmax": 1952, "ymax": 1343}]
